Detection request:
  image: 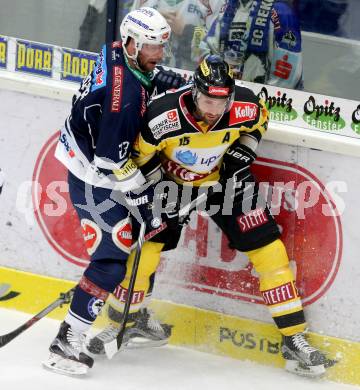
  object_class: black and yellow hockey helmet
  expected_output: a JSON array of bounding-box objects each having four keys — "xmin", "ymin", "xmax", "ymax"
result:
[{"xmin": 193, "ymin": 55, "xmax": 235, "ymax": 99}]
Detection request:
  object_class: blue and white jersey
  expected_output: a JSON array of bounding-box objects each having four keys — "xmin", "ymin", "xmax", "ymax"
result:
[
  {"xmin": 55, "ymin": 42, "xmax": 149, "ymax": 191},
  {"xmin": 200, "ymin": 0, "xmax": 303, "ymax": 89}
]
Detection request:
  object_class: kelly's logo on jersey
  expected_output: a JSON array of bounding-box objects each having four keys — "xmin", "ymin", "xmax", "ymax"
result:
[
  {"xmin": 351, "ymin": 104, "xmax": 360, "ymax": 134},
  {"xmin": 229, "ymin": 102, "xmax": 258, "ymax": 126},
  {"xmin": 0, "ymin": 36, "xmax": 8, "ymax": 69},
  {"xmin": 303, "ymin": 96, "xmax": 345, "ymax": 132}
]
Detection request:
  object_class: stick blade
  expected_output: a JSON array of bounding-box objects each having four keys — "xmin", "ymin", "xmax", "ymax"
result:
[{"xmin": 104, "ymin": 339, "xmax": 119, "ymax": 360}]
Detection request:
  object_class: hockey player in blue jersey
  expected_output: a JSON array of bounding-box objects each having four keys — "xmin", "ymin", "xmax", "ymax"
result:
[
  {"xmin": 43, "ymin": 7, "xmax": 185, "ymax": 376},
  {"xmin": 198, "ymin": 0, "xmax": 303, "ymax": 89}
]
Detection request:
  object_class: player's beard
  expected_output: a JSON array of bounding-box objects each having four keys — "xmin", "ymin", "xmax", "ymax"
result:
[
  {"xmin": 194, "ymin": 107, "xmax": 222, "ymax": 126},
  {"xmin": 137, "ymin": 52, "xmax": 163, "ymax": 73}
]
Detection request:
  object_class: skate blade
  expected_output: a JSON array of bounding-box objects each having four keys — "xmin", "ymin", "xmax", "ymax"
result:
[
  {"xmin": 104, "ymin": 337, "xmax": 169, "ymax": 359},
  {"xmin": 123, "ymin": 337, "xmax": 168, "ymax": 349},
  {"xmin": 285, "ymin": 359, "xmax": 326, "ymax": 378},
  {"xmin": 42, "ymin": 353, "xmax": 89, "ymax": 376}
]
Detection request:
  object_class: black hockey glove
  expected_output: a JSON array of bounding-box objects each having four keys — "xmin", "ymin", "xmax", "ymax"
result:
[
  {"xmin": 125, "ymin": 180, "xmax": 181, "ymax": 235},
  {"xmin": 219, "ymin": 140, "xmax": 256, "ymax": 199},
  {"xmin": 221, "ymin": 140, "xmax": 256, "ymax": 182},
  {"xmin": 125, "ymin": 183, "xmax": 163, "ymax": 233},
  {"xmin": 153, "ymin": 66, "xmax": 187, "ymax": 94}
]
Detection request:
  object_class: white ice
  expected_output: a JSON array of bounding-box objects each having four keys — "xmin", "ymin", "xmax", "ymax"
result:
[{"xmin": 0, "ymin": 308, "xmax": 357, "ymax": 390}]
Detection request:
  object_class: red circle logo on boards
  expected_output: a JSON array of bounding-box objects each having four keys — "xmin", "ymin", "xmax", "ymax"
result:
[
  {"xmin": 33, "ymin": 133, "xmax": 342, "ymax": 306},
  {"xmin": 33, "ymin": 132, "xmax": 90, "ymax": 267}
]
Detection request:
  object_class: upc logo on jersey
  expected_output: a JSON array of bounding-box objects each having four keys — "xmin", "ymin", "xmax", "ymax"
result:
[
  {"xmin": 229, "ymin": 102, "xmax": 258, "ymax": 126},
  {"xmin": 149, "ymin": 109, "xmax": 181, "ymax": 140},
  {"xmin": 209, "ymin": 86, "xmax": 229, "ymax": 96},
  {"xmin": 175, "ymin": 150, "xmax": 198, "ymax": 166}
]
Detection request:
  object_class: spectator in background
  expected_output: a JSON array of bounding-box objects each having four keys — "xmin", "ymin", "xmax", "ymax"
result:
[
  {"xmin": 119, "ymin": 0, "xmax": 136, "ymax": 20},
  {"xmin": 131, "ymin": 0, "xmax": 224, "ymax": 70},
  {"xmin": 298, "ymin": 0, "xmax": 348, "ymax": 37},
  {"xmin": 78, "ymin": 0, "xmax": 135, "ymax": 53},
  {"xmin": 198, "ymin": 0, "xmax": 303, "ymax": 89},
  {"xmin": 78, "ymin": 0, "xmax": 107, "ymax": 53}
]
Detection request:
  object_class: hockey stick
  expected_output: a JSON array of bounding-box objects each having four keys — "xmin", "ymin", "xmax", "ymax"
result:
[
  {"xmin": 104, "ymin": 222, "xmax": 146, "ymax": 359},
  {"xmin": 104, "ymin": 191, "xmax": 209, "ymax": 359},
  {"xmin": 0, "ymin": 288, "xmax": 75, "ymax": 348}
]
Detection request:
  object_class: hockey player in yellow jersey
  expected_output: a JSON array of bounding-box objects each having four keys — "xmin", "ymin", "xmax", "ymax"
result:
[{"xmin": 89, "ymin": 55, "xmax": 335, "ymax": 377}]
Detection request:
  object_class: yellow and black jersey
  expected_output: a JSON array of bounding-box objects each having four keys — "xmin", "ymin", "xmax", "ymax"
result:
[{"xmin": 134, "ymin": 85, "xmax": 269, "ymax": 186}]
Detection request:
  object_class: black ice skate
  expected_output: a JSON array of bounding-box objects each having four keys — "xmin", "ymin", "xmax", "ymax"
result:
[
  {"xmin": 87, "ymin": 306, "xmax": 172, "ymax": 354},
  {"xmin": 42, "ymin": 321, "xmax": 94, "ymax": 376},
  {"xmin": 282, "ymin": 332, "xmax": 337, "ymax": 377}
]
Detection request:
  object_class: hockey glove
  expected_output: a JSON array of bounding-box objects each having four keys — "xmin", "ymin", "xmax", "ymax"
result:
[
  {"xmin": 153, "ymin": 66, "xmax": 187, "ymax": 94},
  {"xmin": 221, "ymin": 140, "xmax": 256, "ymax": 183},
  {"xmin": 125, "ymin": 180, "xmax": 181, "ymax": 235},
  {"xmin": 125, "ymin": 183, "xmax": 163, "ymax": 233},
  {"xmin": 220, "ymin": 140, "xmax": 256, "ymax": 200}
]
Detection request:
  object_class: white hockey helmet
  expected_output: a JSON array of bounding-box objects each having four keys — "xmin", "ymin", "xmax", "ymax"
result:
[{"xmin": 120, "ymin": 7, "xmax": 171, "ymax": 61}]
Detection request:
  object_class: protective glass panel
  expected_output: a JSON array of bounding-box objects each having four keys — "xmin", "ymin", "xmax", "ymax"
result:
[
  {"xmin": 118, "ymin": 0, "xmax": 360, "ymax": 100},
  {"xmin": 0, "ymin": 0, "xmax": 106, "ymax": 53}
]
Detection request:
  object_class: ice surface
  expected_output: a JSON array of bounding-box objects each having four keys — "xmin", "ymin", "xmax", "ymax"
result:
[{"xmin": 0, "ymin": 309, "xmax": 357, "ymax": 390}]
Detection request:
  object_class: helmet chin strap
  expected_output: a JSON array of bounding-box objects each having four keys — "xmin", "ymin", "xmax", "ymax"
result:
[{"xmin": 123, "ymin": 43, "xmax": 147, "ymax": 72}]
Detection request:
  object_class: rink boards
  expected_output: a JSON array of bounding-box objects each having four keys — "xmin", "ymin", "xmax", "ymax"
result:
[{"xmin": 1, "ymin": 266, "xmax": 360, "ymax": 386}]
